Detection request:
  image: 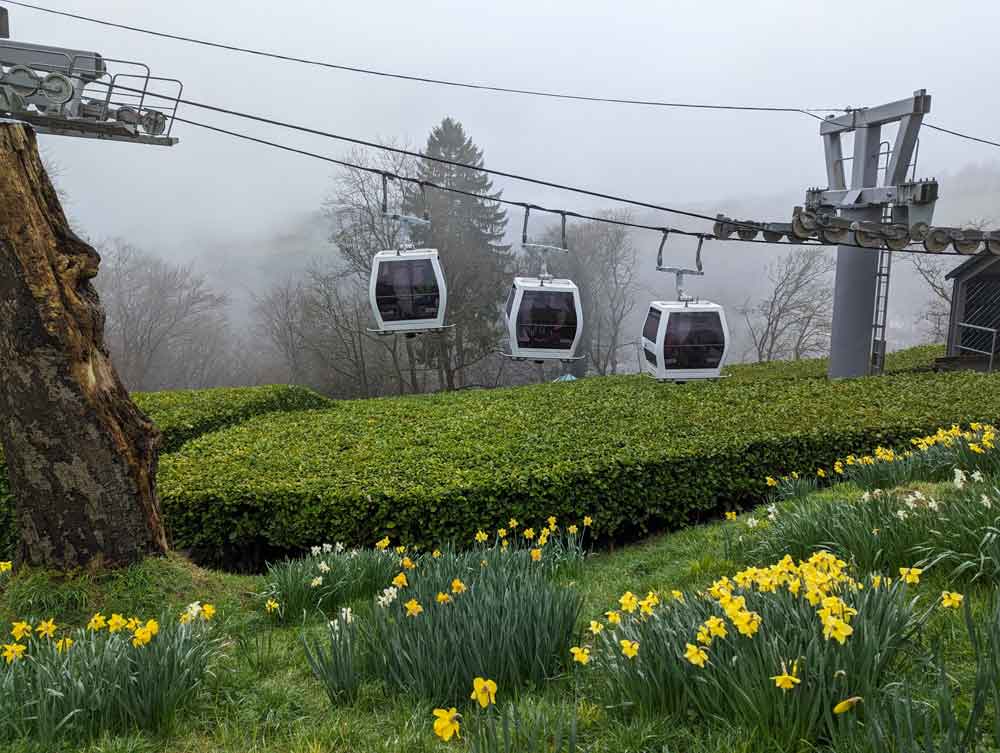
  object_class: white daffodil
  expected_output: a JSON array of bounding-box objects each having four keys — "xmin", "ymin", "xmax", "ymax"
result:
[
  {"xmin": 861, "ymin": 491, "xmax": 871, "ymax": 503},
  {"xmin": 335, "ymin": 542, "xmax": 346, "ymax": 554},
  {"xmin": 981, "ymin": 495, "xmax": 993, "ymax": 509},
  {"xmin": 322, "ymin": 543, "xmax": 334, "ymax": 554},
  {"xmin": 310, "ymin": 576, "xmax": 323, "ymax": 588},
  {"xmin": 972, "ymin": 470, "xmax": 985, "ymax": 483},
  {"xmin": 954, "ymin": 469, "xmax": 968, "ymax": 489},
  {"xmin": 746, "ymin": 516, "xmax": 759, "ymax": 529},
  {"xmin": 318, "ymin": 561, "xmax": 331, "ymax": 574},
  {"xmin": 340, "ymin": 607, "xmax": 354, "ymax": 624},
  {"xmin": 896, "ymin": 509, "xmax": 909, "ymax": 520},
  {"xmin": 310, "ymin": 546, "xmax": 322, "ymax": 557}
]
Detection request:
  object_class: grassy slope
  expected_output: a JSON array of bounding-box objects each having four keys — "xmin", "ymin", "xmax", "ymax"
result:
[{"xmin": 0, "ymin": 480, "xmax": 982, "ymax": 753}]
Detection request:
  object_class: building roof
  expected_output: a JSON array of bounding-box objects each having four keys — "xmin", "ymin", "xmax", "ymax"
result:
[{"xmin": 946, "ymin": 251, "xmax": 998, "ymax": 281}]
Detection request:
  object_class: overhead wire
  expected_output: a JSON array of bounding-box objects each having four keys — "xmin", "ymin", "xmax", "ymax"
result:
[
  {"xmin": 0, "ymin": 0, "xmax": 842, "ymax": 119},
  {"xmin": 923, "ymin": 123, "xmax": 1000, "ymax": 150},
  {"xmin": 98, "ymin": 80, "xmax": 766, "ymax": 232},
  {"xmin": 171, "ymin": 114, "xmax": 706, "ymax": 238},
  {"xmin": 172, "ymin": 114, "xmax": 968, "ymax": 255}
]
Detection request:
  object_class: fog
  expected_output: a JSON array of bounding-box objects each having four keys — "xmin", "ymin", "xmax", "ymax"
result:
[{"xmin": 8, "ymin": 0, "xmax": 1000, "ymax": 382}]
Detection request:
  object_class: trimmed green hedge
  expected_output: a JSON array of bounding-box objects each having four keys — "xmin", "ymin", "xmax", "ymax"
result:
[
  {"xmin": 722, "ymin": 343, "xmax": 943, "ymax": 382},
  {"xmin": 159, "ymin": 366, "xmax": 1000, "ymax": 566},
  {"xmin": 0, "ymin": 385, "xmax": 329, "ymax": 558}
]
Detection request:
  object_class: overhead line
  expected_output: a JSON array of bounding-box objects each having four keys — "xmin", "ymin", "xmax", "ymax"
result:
[
  {"xmin": 101, "ymin": 81, "xmax": 764, "ymax": 232},
  {"xmin": 2, "ymin": 0, "xmax": 839, "ymax": 119},
  {"xmin": 924, "ymin": 123, "xmax": 1000, "ymax": 149},
  {"xmin": 171, "ymin": 115, "xmax": 705, "ymax": 238},
  {"xmin": 172, "ymin": 115, "xmax": 966, "ymax": 255}
]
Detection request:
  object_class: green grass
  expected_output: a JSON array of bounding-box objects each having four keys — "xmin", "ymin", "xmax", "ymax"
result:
[
  {"xmin": 2, "ymin": 476, "xmax": 992, "ymax": 753},
  {"xmin": 722, "ymin": 343, "xmax": 943, "ymax": 381}
]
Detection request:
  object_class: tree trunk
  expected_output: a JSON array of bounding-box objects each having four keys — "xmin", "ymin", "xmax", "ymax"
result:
[{"xmin": 0, "ymin": 124, "xmax": 168, "ymax": 570}]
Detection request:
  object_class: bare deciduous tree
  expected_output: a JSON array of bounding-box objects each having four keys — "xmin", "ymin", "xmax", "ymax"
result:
[
  {"xmin": 95, "ymin": 238, "xmax": 230, "ymax": 391},
  {"xmin": 740, "ymin": 248, "xmax": 836, "ymax": 362},
  {"xmin": 908, "ymin": 217, "xmax": 994, "ymax": 342}
]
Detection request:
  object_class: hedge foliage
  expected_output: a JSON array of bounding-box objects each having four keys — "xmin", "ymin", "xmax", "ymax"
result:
[
  {"xmin": 722, "ymin": 343, "xmax": 943, "ymax": 382},
  {"xmin": 159, "ymin": 363, "xmax": 1000, "ymax": 566},
  {"xmin": 0, "ymin": 385, "xmax": 329, "ymax": 558}
]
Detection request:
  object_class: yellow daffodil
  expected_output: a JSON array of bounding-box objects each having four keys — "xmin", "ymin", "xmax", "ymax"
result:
[
  {"xmin": 547, "ymin": 516, "xmax": 557, "ymax": 530},
  {"xmin": 822, "ymin": 615, "xmax": 854, "ymax": 644},
  {"xmin": 589, "ymin": 620, "xmax": 604, "ymax": 635},
  {"xmin": 145, "ymin": 619, "xmax": 159, "ymax": 637},
  {"xmin": 375, "ymin": 537, "xmax": 390, "ymax": 550},
  {"xmin": 3, "ymin": 643, "xmax": 26, "ymax": 664},
  {"xmin": 179, "ymin": 611, "xmax": 193, "ymax": 625},
  {"xmin": 508, "ymin": 518, "xmax": 519, "ymax": 529},
  {"xmin": 705, "ymin": 616, "xmax": 727, "ymax": 639},
  {"xmin": 606, "ymin": 610, "xmax": 621, "ymax": 625},
  {"xmin": 432, "ymin": 708, "xmax": 460, "ymax": 741},
  {"xmin": 725, "ymin": 511, "xmax": 737, "ymax": 521},
  {"xmin": 530, "ymin": 548, "xmax": 542, "ymax": 562},
  {"xmin": 108, "ymin": 614, "xmax": 127, "ymax": 633},
  {"xmin": 56, "ymin": 636, "xmax": 73, "ymax": 653},
  {"xmin": 35, "ymin": 619, "xmax": 56, "ymax": 640},
  {"xmin": 432, "ymin": 549, "xmax": 442, "ymax": 558},
  {"xmin": 126, "ymin": 617, "xmax": 141, "ymax": 631},
  {"xmin": 620, "ymin": 639, "xmax": 640, "ymax": 659},
  {"xmin": 451, "ymin": 578, "xmax": 466, "ymax": 594},
  {"xmin": 87, "ymin": 613, "xmax": 107, "ymax": 631},
  {"xmin": 899, "ymin": 567, "xmax": 922, "ymax": 585},
  {"xmin": 404, "ymin": 599, "xmax": 423, "ymax": 617},
  {"xmin": 941, "ymin": 591, "xmax": 964, "ymax": 609},
  {"xmin": 392, "ymin": 572, "xmax": 408, "ymax": 588},
  {"xmin": 671, "ymin": 590, "xmax": 685, "ymax": 602},
  {"xmin": 0, "ymin": 561, "xmax": 11, "ymax": 573},
  {"xmin": 501, "ymin": 540, "xmax": 509, "ymax": 550},
  {"xmin": 475, "ymin": 530, "xmax": 488, "ymax": 544},
  {"xmin": 568, "ymin": 524, "xmax": 578, "ymax": 534},
  {"xmin": 470, "ymin": 677, "xmax": 498, "ymax": 708},
  {"xmin": 537, "ymin": 530, "xmax": 550, "ymax": 547},
  {"xmin": 683, "ymin": 642, "xmax": 706, "ymax": 667},
  {"xmin": 523, "ymin": 527, "xmax": 535, "ymax": 540},
  {"xmin": 696, "ymin": 626, "xmax": 711, "ymax": 645},
  {"xmin": 817, "ymin": 468, "xmax": 827, "ymax": 478},
  {"xmin": 583, "ymin": 516, "xmax": 593, "ymax": 527},
  {"xmin": 771, "ymin": 660, "xmax": 800, "ymax": 691},
  {"xmin": 834, "ymin": 460, "xmax": 844, "ymax": 475},
  {"xmin": 131, "ymin": 626, "xmax": 153, "ymax": 648},
  {"xmin": 833, "ymin": 696, "xmax": 862, "ymax": 714},
  {"xmin": 436, "ymin": 592, "xmax": 452, "ymax": 604},
  {"xmin": 401, "ymin": 556, "xmax": 416, "ymax": 570},
  {"xmin": 201, "ymin": 603, "xmax": 216, "ymax": 621},
  {"xmin": 498, "ymin": 528, "xmax": 507, "ymax": 539},
  {"xmin": 619, "ymin": 591, "xmax": 639, "ymax": 613},
  {"xmin": 765, "ymin": 476, "xmax": 779, "ymax": 487},
  {"xmin": 265, "ymin": 599, "xmax": 279, "ymax": 614},
  {"xmin": 11, "ymin": 621, "xmax": 31, "ymax": 641},
  {"xmin": 570, "ymin": 646, "xmax": 590, "ymax": 665}
]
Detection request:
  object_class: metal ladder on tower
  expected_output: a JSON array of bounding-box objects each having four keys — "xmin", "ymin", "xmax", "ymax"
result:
[{"xmin": 869, "ymin": 204, "xmax": 894, "ymax": 375}]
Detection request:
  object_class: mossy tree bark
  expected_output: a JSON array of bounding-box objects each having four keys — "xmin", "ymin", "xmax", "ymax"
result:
[{"xmin": 0, "ymin": 123, "xmax": 168, "ymax": 569}]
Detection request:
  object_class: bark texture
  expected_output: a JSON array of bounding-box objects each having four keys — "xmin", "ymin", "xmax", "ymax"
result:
[{"xmin": 0, "ymin": 123, "xmax": 168, "ymax": 569}]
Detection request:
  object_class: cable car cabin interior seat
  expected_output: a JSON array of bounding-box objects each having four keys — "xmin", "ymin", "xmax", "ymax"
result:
[
  {"xmin": 368, "ymin": 248, "xmax": 447, "ymax": 334},
  {"xmin": 641, "ymin": 301, "xmax": 729, "ymax": 381},
  {"xmin": 504, "ymin": 276, "xmax": 583, "ymax": 362}
]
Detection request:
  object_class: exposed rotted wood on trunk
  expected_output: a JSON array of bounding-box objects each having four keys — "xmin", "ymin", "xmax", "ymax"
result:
[{"xmin": 0, "ymin": 123, "xmax": 168, "ymax": 569}]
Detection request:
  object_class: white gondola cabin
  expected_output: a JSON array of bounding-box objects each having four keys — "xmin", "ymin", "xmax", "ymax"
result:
[
  {"xmin": 641, "ymin": 300, "xmax": 729, "ymax": 381},
  {"xmin": 503, "ymin": 276, "xmax": 583, "ymax": 361},
  {"xmin": 368, "ymin": 248, "xmax": 447, "ymax": 335}
]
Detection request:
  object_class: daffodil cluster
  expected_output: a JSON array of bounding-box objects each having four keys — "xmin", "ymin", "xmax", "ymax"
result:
[{"xmin": 583, "ymin": 551, "xmax": 929, "ymax": 749}]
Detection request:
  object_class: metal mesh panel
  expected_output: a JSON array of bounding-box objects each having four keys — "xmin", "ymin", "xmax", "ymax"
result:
[{"xmin": 960, "ymin": 278, "xmax": 1000, "ymax": 353}]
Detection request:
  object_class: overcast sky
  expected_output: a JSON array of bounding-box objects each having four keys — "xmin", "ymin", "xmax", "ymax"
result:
[{"xmin": 7, "ymin": 0, "xmax": 998, "ymax": 259}]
